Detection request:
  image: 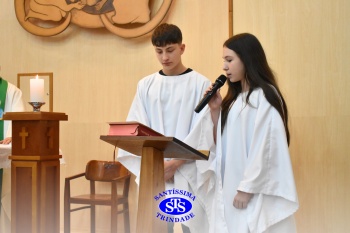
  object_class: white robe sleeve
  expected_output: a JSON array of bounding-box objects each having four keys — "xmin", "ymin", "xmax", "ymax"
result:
[
  {"xmin": 176, "ymin": 108, "xmax": 218, "ymax": 233},
  {"xmin": 180, "ymin": 108, "xmax": 216, "ymax": 192},
  {"xmin": 237, "ymin": 92, "xmax": 299, "ymax": 233}
]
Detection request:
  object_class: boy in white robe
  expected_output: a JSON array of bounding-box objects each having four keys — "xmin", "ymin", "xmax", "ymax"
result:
[
  {"xmin": 205, "ymin": 33, "xmax": 299, "ymax": 233},
  {"xmin": 117, "ymin": 23, "xmax": 212, "ymax": 233},
  {"xmin": 0, "ymin": 77, "xmax": 25, "ymax": 233}
]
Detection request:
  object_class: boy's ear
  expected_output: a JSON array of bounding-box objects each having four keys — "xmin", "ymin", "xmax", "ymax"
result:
[{"xmin": 180, "ymin": 43, "xmax": 186, "ymax": 54}]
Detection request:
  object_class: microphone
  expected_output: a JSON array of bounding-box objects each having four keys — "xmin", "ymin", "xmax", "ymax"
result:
[{"xmin": 194, "ymin": 75, "xmax": 227, "ymax": 113}]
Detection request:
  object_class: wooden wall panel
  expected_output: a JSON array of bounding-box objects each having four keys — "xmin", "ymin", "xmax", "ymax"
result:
[
  {"xmin": 3, "ymin": 0, "xmax": 349, "ymax": 232},
  {"xmin": 0, "ymin": 1, "xmax": 228, "ymax": 232},
  {"xmin": 232, "ymin": 0, "xmax": 350, "ymax": 232}
]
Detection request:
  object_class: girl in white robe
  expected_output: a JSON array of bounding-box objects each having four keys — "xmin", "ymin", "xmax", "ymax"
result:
[{"xmin": 206, "ymin": 33, "xmax": 299, "ymax": 233}]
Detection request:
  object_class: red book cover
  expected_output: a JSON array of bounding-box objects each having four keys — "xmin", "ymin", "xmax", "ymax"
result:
[{"xmin": 108, "ymin": 121, "xmax": 163, "ymax": 136}]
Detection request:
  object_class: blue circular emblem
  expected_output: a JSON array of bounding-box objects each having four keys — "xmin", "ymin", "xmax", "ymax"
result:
[{"xmin": 159, "ymin": 197, "xmax": 192, "ymax": 215}]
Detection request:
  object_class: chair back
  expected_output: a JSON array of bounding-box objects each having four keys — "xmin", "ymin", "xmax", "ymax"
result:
[{"xmin": 85, "ymin": 160, "xmax": 128, "ymax": 181}]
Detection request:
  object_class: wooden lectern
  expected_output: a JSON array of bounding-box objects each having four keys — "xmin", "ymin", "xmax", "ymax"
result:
[
  {"xmin": 3, "ymin": 112, "xmax": 68, "ymax": 233},
  {"xmin": 100, "ymin": 135, "xmax": 208, "ymax": 233}
]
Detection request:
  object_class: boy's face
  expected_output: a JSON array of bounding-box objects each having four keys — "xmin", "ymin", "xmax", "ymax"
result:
[{"xmin": 154, "ymin": 43, "xmax": 185, "ymax": 75}]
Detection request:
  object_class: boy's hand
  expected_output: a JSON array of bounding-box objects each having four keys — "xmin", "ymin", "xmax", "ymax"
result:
[{"xmin": 164, "ymin": 160, "xmax": 186, "ymax": 181}]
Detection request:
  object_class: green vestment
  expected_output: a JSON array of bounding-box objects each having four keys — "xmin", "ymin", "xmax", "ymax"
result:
[{"xmin": 0, "ymin": 77, "xmax": 8, "ymax": 208}]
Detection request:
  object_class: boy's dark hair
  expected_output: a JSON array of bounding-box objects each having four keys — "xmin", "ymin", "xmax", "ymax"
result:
[{"xmin": 151, "ymin": 23, "xmax": 182, "ymax": 47}]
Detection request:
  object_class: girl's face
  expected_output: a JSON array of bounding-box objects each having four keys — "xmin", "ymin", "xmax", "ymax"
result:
[{"xmin": 222, "ymin": 47, "xmax": 246, "ymax": 84}]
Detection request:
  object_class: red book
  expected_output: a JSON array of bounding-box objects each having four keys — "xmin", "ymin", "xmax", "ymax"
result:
[{"xmin": 108, "ymin": 121, "xmax": 163, "ymax": 136}]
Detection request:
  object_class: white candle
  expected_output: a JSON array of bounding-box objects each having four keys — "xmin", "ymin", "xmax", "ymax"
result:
[{"xmin": 30, "ymin": 75, "xmax": 44, "ymax": 102}]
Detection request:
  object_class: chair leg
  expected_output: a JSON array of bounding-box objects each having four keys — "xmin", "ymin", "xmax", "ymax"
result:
[
  {"xmin": 91, "ymin": 205, "xmax": 96, "ymax": 233},
  {"xmin": 64, "ymin": 186, "xmax": 70, "ymax": 233},
  {"xmin": 111, "ymin": 204, "xmax": 118, "ymax": 233},
  {"xmin": 124, "ymin": 203, "xmax": 130, "ymax": 233},
  {"xmin": 64, "ymin": 210, "xmax": 71, "ymax": 233}
]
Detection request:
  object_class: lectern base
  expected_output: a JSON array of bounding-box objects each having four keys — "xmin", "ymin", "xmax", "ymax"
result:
[{"xmin": 136, "ymin": 147, "xmax": 167, "ymax": 233}]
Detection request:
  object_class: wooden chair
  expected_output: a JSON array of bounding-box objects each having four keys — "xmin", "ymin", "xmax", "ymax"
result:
[{"xmin": 64, "ymin": 160, "xmax": 131, "ymax": 233}]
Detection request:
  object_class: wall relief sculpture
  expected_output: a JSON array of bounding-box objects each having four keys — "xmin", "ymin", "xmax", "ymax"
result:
[{"xmin": 14, "ymin": 0, "xmax": 173, "ymax": 38}]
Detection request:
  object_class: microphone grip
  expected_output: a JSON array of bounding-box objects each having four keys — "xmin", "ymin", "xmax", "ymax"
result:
[
  {"xmin": 195, "ymin": 74, "xmax": 226, "ymax": 113},
  {"xmin": 194, "ymin": 90, "xmax": 215, "ymax": 113}
]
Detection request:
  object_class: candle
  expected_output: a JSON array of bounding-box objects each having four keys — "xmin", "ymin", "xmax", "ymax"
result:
[{"xmin": 30, "ymin": 75, "xmax": 44, "ymax": 102}]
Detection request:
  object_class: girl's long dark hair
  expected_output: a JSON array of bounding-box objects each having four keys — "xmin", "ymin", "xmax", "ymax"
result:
[{"xmin": 222, "ymin": 33, "xmax": 290, "ymax": 145}]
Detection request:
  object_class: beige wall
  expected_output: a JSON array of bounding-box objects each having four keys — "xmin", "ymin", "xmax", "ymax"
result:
[
  {"xmin": 232, "ymin": 0, "xmax": 350, "ymax": 232},
  {"xmin": 0, "ymin": 1, "xmax": 228, "ymax": 232},
  {"xmin": 1, "ymin": 0, "xmax": 349, "ymax": 232}
]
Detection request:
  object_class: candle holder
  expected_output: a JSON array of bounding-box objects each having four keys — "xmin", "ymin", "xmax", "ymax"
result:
[{"xmin": 28, "ymin": 102, "xmax": 45, "ymax": 112}]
